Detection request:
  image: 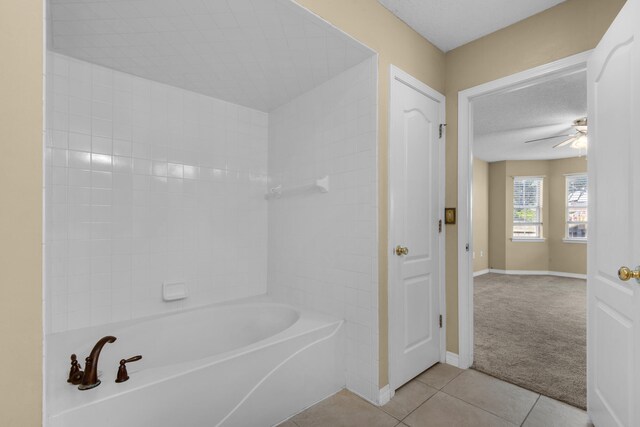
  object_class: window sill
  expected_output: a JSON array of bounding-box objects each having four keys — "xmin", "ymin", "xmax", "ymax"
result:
[
  {"xmin": 511, "ymin": 238, "xmax": 546, "ymax": 243},
  {"xmin": 563, "ymin": 238, "xmax": 587, "ymax": 244}
]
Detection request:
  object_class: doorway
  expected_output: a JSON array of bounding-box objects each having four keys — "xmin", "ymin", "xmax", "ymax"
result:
[{"xmin": 457, "ymin": 52, "xmax": 590, "ymax": 407}]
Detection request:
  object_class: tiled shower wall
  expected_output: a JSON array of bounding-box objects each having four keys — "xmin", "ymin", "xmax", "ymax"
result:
[
  {"xmin": 45, "ymin": 51, "xmax": 379, "ymax": 402},
  {"xmin": 45, "ymin": 53, "xmax": 268, "ymax": 334},
  {"xmin": 267, "ymin": 57, "xmax": 378, "ymax": 401}
]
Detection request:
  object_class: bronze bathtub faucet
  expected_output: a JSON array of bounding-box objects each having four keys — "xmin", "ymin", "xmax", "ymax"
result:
[{"xmin": 69, "ymin": 335, "xmax": 117, "ymax": 390}]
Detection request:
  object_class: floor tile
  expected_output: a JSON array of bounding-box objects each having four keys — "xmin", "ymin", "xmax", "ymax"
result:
[
  {"xmin": 381, "ymin": 380, "xmax": 437, "ymax": 420},
  {"xmin": 404, "ymin": 392, "xmax": 516, "ymax": 427},
  {"xmin": 415, "ymin": 363, "xmax": 463, "ymax": 389},
  {"xmin": 291, "ymin": 389, "xmax": 398, "ymax": 427},
  {"xmin": 442, "ymin": 370, "xmax": 538, "ymax": 425},
  {"xmin": 523, "ymin": 396, "xmax": 593, "ymax": 427}
]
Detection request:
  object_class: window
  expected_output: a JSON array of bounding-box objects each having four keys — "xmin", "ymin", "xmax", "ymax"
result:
[
  {"xmin": 566, "ymin": 174, "xmax": 588, "ymax": 240},
  {"xmin": 513, "ymin": 177, "xmax": 543, "ymax": 239}
]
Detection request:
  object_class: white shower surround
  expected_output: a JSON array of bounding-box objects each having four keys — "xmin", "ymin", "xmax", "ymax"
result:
[
  {"xmin": 44, "ymin": 53, "xmax": 380, "ymax": 407},
  {"xmin": 268, "ymin": 57, "xmax": 379, "ymax": 400}
]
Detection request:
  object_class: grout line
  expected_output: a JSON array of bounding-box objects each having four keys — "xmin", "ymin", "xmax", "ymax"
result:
[
  {"xmin": 399, "ymin": 388, "xmax": 440, "ymax": 422},
  {"xmin": 413, "ymin": 366, "xmax": 464, "ymax": 391},
  {"xmin": 379, "ymin": 407, "xmax": 402, "ymax": 421},
  {"xmin": 396, "ymin": 365, "xmax": 465, "ymax": 422},
  {"xmin": 438, "ymin": 387, "xmax": 528, "ymax": 426},
  {"xmin": 520, "ymin": 395, "xmax": 541, "ymax": 427},
  {"xmin": 440, "ymin": 369, "xmax": 464, "ymax": 389}
]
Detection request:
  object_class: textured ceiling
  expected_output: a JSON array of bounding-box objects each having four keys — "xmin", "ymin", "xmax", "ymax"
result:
[
  {"xmin": 473, "ymin": 70, "xmax": 587, "ymax": 162},
  {"xmin": 378, "ymin": 0, "xmax": 566, "ymax": 52},
  {"xmin": 49, "ymin": 0, "xmax": 374, "ymax": 111}
]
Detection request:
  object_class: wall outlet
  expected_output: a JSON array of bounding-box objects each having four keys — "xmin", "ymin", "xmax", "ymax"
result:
[{"xmin": 480, "ymin": 250, "xmax": 484, "ymax": 257}]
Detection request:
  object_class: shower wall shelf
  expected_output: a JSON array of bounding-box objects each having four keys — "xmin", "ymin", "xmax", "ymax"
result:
[{"xmin": 265, "ymin": 176, "xmax": 329, "ymax": 200}]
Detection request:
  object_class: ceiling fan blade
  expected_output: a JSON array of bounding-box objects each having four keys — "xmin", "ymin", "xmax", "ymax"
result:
[
  {"xmin": 524, "ymin": 134, "xmax": 574, "ymax": 144},
  {"xmin": 553, "ymin": 136, "xmax": 578, "ymax": 148}
]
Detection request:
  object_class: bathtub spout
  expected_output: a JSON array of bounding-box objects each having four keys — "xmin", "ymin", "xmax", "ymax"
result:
[{"xmin": 78, "ymin": 336, "xmax": 117, "ymax": 390}]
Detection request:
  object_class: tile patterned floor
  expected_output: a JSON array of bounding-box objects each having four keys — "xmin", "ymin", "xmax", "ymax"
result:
[{"xmin": 278, "ymin": 364, "xmax": 593, "ymax": 427}]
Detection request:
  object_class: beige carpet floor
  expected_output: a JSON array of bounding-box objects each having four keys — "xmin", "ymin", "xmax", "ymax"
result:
[{"xmin": 473, "ymin": 273, "xmax": 586, "ymax": 409}]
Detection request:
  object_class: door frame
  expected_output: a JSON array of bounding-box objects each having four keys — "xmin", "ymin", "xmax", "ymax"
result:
[
  {"xmin": 388, "ymin": 64, "xmax": 446, "ymax": 391},
  {"xmin": 456, "ymin": 50, "xmax": 592, "ymax": 369}
]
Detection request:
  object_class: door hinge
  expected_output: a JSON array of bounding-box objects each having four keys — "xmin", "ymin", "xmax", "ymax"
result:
[
  {"xmin": 439, "ymin": 123, "xmax": 447, "ymax": 139},
  {"xmin": 439, "ymin": 314, "xmax": 443, "ymax": 328},
  {"xmin": 438, "ymin": 219, "xmax": 442, "ymax": 233}
]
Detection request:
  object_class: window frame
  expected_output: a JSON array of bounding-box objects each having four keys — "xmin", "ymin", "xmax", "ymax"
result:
[
  {"xmin": 565, "ymin": 173, "xmax": 588, "ymax": 242},
  {"xmin": 512, "ymin": 176, "xmax": 544, "ymax": 240}
]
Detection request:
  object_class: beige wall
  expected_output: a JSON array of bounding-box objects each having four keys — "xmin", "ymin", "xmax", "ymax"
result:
[
  {"xmin": 444, "ymin": 0, "xmax": 625, "ymax": 354},
  {"xmin": 549, "ymin": 157, "xmax": 588, "ymax": 274},
  {"xmin": 0, "ymin": 0, "xmax": 43, "ymax": 426},
  {"xmin": 472, "ymin": 159, "xmax": 489, "ymax": 272},
  {"xmin": 487, "ymin": 158, "xmax": 587, "ymax": 274},
  {"xmin": 488, "ymin": 161, "xmax": 507, "ymax": 270},
  {"xmin": 295, "ymin": 0, "xmax": 446, "ymax": 387}
]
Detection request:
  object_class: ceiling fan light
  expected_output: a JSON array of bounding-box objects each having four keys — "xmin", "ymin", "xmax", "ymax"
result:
[{"xmin": 571, "ymin": 134, "xmax": 588, "ymax": 149}]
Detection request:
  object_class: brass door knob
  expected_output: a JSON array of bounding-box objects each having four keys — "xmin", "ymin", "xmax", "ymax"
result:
[
  {"xmin": 618, "ymin": 266, "xmax": 640, "ymax": 283},
  {"xmin": 395, "ymin": 245, "xmax": 409, "ymax": 256}
]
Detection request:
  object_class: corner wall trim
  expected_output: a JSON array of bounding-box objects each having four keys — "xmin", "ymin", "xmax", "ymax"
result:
[
  {"xmin": 488, "ymin": 269, "xmax": 587, "ymax": 280},
  {"xmin": 378, "ymin": 385, "xmax": 392, "ymax": 406},
  {"xmin": 445, "ymin": 352, "xmax": 460, "ymax": 368},
  {"xmin": 473, "ymin": 269, "xmax": 490, "ymax": 277}
]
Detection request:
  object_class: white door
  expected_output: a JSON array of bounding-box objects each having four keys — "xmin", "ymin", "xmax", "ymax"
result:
[
  {"xmin": 389, "ymin": 66, "xmax": 445, "ymax": 390},
  {"xmin": 587, "ymin": 0, "xmax": 640, "ymax": 425}
]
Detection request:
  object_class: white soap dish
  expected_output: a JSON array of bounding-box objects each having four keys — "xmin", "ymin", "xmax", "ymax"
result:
[{"xmin": 163, "ymin": 282, "xmax": 188, "ymax": 301}]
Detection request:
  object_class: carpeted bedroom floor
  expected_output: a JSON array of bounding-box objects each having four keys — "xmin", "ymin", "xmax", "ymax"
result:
[{"xmin": 473, "ymin": 273, "xmax": 586, "ymax": 409}]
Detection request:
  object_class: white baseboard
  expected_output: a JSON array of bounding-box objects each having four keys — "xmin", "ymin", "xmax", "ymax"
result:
[
  {"xmin": 473, "ymin": 269, "xmax": 490, "ymax": 277},
  {"xmin": 378, "ymin": 385, "xmax": 392, "ymax": 406},
  {"xmin": 488, "ymin": 269, "xmax": 586, "ymax": 280},
  {"xmin": 548, "ymin": 271, "xmax": 587, "ymax": 279},
  {"xmin": 445, "ymin": 352, "xmax": 460, "ymax": 368}
]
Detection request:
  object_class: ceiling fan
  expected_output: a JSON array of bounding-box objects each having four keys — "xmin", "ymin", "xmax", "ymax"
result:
[{"xmin": 524, "ymin": 117, "xmax": 588, "ymax": 149}]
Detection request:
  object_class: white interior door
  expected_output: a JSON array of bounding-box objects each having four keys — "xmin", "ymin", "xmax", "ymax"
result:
[
  {"xmin": 587, "ymin": 0, "xmax": 640, "ymax": 425},
  {"xmin": 389, "ymin": 66, "xmax": 445, "ymax": 390}
]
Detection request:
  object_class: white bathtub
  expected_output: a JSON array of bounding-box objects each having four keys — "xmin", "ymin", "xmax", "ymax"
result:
[{"xmin": 46, "ymin": 297, "xmax": 345, "ymax": 427}]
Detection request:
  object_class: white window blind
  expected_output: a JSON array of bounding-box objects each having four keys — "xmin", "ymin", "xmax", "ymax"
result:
[
  {"xmin": 513, "ymin": 177, "xmax": 543, "ymax": 239},
  {"xmin": 566, "ymin": 174, "xmax": 588, "ymax": 240}
]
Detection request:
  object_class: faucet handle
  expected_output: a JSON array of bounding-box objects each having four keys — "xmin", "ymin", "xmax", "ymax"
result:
[
  {"xmin": 115, "ymin": 355, "xmax": 142, "ymax": 383},
  {"xmin": 67, "ymin": 354, "xmax": 84, "ymax": 385}
]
